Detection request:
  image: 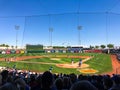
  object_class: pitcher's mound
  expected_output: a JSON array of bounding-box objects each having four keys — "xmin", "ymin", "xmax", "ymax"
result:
[{"xmin": 79, "ymin": 68, "xmax": 98, "ymax": 73}]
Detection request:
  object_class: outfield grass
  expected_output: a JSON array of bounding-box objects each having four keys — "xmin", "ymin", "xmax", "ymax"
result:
[
  {"xmin": 23, "ymin": 58, "xmax": 80, "ymax": 63},
  {"xmin": 85, "ymin": 53, "xmax": 112, "ymax": 74},
  {"xmin": 0, "ymin": 53, "xmax": 112, "ymax": 74}
]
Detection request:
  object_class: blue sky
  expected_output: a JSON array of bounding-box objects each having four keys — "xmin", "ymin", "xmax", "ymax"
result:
[{"xmin": 0, "ymin": 0, "xmax": 120, "ymax": 47}]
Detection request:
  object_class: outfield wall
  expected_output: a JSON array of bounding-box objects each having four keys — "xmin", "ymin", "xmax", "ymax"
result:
[
  {"xmin": 0, "ymin": 48, "xmax": 119, "ymax": 54},
  {"xmin": 0, "ymin": 49, "xmax": 25, "ymax": 54}
]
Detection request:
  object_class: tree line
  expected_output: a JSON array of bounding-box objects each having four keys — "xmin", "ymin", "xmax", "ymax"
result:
[
  {"xmin": 0, "ymin": 43, "xmax": 115, "ymax": 49},
  {"xmin": 90, "ymin": 44, "xmax": 114, "ymax": 49}
]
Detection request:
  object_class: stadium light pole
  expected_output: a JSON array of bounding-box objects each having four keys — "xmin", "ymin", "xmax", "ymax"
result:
[
  {"xmin": 15, "ymin": 25, "xmax": 20, "ymax": 50},
  {"xmin": 49, "ymin": 27, "xmax": 53, "ymax": 46},
  {"xmin": 77, "ymin": 26, "xmax": 82, "ymax": 46},
  {"xmin": 77, "ymin": 1, "xmax": 82, "ymax": 46},
  {"xmin": 49, "ymin": 15, "xmax": 53, "ymax": 47}
]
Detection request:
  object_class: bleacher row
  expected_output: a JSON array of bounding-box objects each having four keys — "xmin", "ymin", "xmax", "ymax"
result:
[{"xmin": 0, "ymin": 67, "xmax": 120, "ymax": 90}]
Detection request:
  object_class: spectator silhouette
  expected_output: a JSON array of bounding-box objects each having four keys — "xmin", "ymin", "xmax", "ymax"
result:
[
  {"xmin": 63, "ymin": 77, "xmax": 71, "ymax": 90},
  {"xmin": 54, "ymin": 78, "xmax": 63, "ymax": 90},
  {"xmin": 0, "ymin": 74, "xmax": 2, "ymax": 86},
  {"xmin": 1, "ymin": 70, "xmax": 9, "ymax": 85},
  {"xmin": 41, "ymin": 71, "xmax": 56, "ymax": 90},
  {"xmin": 70, "ymin": 80, "xmax": 98, "ymax": 90},
  {"xmin": 103, "ymin": 77, "xmax": 113, "ymax": 90},
  {"xmin": 110, "ymin": 75, "xmax": 120, "ymax": 90},
  {"xmin": 69, "ymin": 73, "xmax": 77, "ymax": 84},
  {"xmin": 0, "ymin": 82, "xmax": 18, "ymax": 90}
]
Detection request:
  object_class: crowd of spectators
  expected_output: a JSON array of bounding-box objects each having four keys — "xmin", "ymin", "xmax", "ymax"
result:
[{"xmin": 0, "ymin": 67, "xmax": 120, "ymax": 90}]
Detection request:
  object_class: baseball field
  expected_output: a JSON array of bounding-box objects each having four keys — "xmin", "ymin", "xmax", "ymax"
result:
[{"xmin": 0, "ymin": 53, "xmax": 113, "ymax": 74}]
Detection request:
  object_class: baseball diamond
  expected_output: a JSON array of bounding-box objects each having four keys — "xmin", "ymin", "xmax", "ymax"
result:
[{"xmin": 0, "ymin": 53, "xmax": 119, "ymax": 75}]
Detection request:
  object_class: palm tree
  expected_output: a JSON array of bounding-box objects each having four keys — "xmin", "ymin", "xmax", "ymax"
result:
[
  {"xmin": 100, "ymin": 45, "xmax": 106, "ymax": 49},
  {"xmin": 11, "ymin": 45, "xmax": 14, "ymax": 49},
  {"xmin": 90, "ymin": 45, "xmax": 94, "ymax": 49},
  {"xmin": 107, "ymin": 44, "xmax": 114, "ymax": 54},
  {"xmin": 1, "ymin": 44, "xmax": 6, "ymax": 47},
  {"xmin": 95, "ymin": 45, "xmax": 99, "ymax": 49},
  {"xmin": 107, "ymin": 44, "xmax": 114, "ymax": 49},
  {"xmin": 6, "ymin": 45, "xmax": 9, "ymax": 49}
]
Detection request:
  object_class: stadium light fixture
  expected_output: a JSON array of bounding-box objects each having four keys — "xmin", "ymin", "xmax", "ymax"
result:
[
  {"xmin": 49, "ymin": 27, "xmax": 53, "ymax": 46},
  {"xmin": 77, "ymin": 25, "xmax": 82, "ymax": 46},
  {"xmin": 15, "ymin": 25, "xmax": 20, "ymax": 50}
]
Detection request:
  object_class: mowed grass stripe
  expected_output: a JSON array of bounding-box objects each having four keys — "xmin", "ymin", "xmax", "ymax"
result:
[
  {"xmin": 22, "ymin": 58, "xmax": 68, "ymax": 64},
  {"xmin": 0, "ymin": 61, "xmax": 78, "ymax": 74},
  {"xmin": 22, "ymin": 58, "xmax": 81, "ymax": 64},
  {"xmin": 85, "ymin": 54, "xmax": 112, "ymax": 74}
]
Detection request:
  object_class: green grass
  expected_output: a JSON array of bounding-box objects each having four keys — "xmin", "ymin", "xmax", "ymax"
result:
[
  {"xmin": 0, "ymin": 53, "xmax": 112, "ymax": 74},
  {"xmin": 85, "ymin": 53, "xmax": 112, "ymax": 74},
  {"xmin": 0, "ymin": 61, "xmax": 77, "ymax": 74},
  {"xmin": 23, "ymin": 58, "xmax": 81, "ymax": 64}
]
